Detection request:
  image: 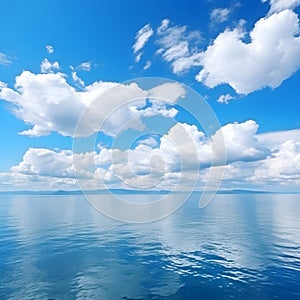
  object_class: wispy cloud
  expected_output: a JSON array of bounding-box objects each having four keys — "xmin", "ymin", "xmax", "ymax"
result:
[
  {"xmin": 135, "ymin": 52, "xmax": 143, "ymax": 63},
  {"xmin": 132, "ymin": 23, "xmax": 154, "ymax": 62},
  {"xmin": 133, "ymin": 23, "xmax": 154, "ymax": 54},
  {"xmin": 76, "ymin": 61, "xmax": 92, "ymax": 71},
  {"xmin": 155, "ymin": 19, "xmax": 203, "ymax": 74},
  {"xmin": 72, "ymin": 71, "xmax": 85, "ymax": 87},
  {"xmin": 143, "ymin": 60, "xmax": 152, "ymax": 70},
  {"xmin": 210, "ymin": 8, "xmax": 231, "ymax": 23},
  {"xmin": 0, "ymin": 52, "xmax": 12, "ymax": 65}
]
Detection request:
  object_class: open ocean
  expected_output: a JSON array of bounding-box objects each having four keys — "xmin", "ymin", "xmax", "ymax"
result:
[{"xmin": 0, "ymin": 193, "xmax": 299, "ymax": 299}]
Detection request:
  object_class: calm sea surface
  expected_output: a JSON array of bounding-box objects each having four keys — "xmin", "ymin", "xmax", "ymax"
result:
[{"xmin": 0, "ymin": 193, "xmax": 299, "ymax": 299}]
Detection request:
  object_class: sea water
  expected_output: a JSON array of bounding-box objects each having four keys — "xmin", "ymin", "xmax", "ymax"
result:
[{"xmin": 0, "ymin": 193, "xmax": 299, "ymax": 299}]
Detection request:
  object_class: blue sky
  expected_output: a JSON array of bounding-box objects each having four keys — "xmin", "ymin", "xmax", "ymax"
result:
[{"xmin": 0, "ymin": 0, "xmax": 300, "ymax": 191}]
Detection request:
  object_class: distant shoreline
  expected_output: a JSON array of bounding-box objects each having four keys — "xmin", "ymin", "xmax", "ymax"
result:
[{"xmin": 0, "ymin": 189, "xmax": 299, "ymax": 195}]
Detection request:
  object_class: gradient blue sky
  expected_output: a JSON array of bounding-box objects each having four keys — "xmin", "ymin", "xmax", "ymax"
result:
[{"xmin": 0, "ymin": 0, "xmax": 299, "ymax": 191}]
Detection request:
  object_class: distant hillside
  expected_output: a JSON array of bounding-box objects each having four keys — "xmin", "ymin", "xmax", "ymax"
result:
[
  {"xmin": 0, "ymin": 189, "xmax": 170, "ymax": 195},
  {"xmin": 0, "ymin": 189, "xmax": 298, "ymax": 196},
  {"xmin": 216, "ymin": 189, "xmax": 269, "ymax": 194}
]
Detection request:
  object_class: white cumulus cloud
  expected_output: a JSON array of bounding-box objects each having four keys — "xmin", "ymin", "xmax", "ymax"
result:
[
  {"xmin": 217, "ymin": 94, "xmax": 234, "ymax": 104},
  {"xmin": 40, "ymin": 58, "xmax": 60, "ymax": 73},
  {"xmin": 252, "ymin": 140, "xmax": 300, "ymax": 184},
  {"xmin": 1, "ymin": 121, "xmax": 299, "ymax": 191},
  {"xmin": 265, "ymin": 0, "xmax": 300, "ymax": 14},
  {"xmin": 212, "ymin": 120, "xmax": 270, "ymax": 164},
  {"xmin": 4, "ymin": 120, "xmax": 298, "ymax": 191},
  {"xmin": 45, "ymin": 45, "xmax": 54, "ymax": 54},
  {"xmin": 147, "ymin": 82, "xmax": 186, "ymax": 102},
  {"xmin": 0, "ymin": 68, "xmax": 187, "ymax": 138},
  {"xmin": 196, "ymin": 10, "xmax": 300, "ymax": 94},
  {"xmin": 12, "ymin": 148, "xmax": 74, "ymax": 178}
]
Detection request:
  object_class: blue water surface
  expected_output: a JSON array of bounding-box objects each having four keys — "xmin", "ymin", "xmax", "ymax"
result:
[{"xmin": 0, "ymin": 193, "xmax": 300, "ymax": 299}]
